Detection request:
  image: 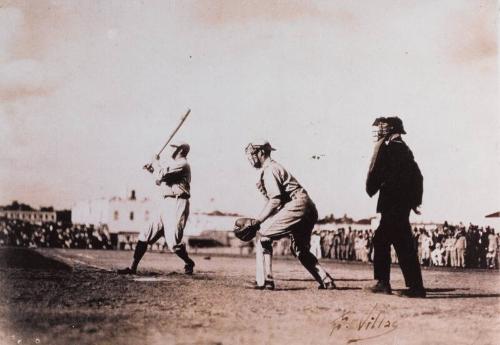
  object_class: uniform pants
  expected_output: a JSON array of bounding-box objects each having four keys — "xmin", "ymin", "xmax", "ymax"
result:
[
  {"xmin": 450, "ymin": 249, "xmax": 457, "ymax": 267},
  {"xmin": 421, "ymin": 247, "xmax": 431, "ymax": 263},
  {"xmin": 447, "ymin": 249, "xmax": 452, "ymax": 266},
  {"xmin": 259, "ymin": 196, "xmax": 330, "ymax": 284},
  {"xmin": 138, "ymin": 197, "xmax": 189, "ymax": 252},
  {"xmin": 333, "ymin": 244, "xmax": 340, "ymax": 259},
  {"xmin": 372, "ymin": 208, "xmax": 424, "ymax": 289},
  {"xmin": 261, "ymin": 198, "xmax": 317, "ymax": 255},
  {"xmin": 340, "ymin": 245, "xmax": 348, "ymax": 260},
  {"xmin": 456, "ymin": 248, "xmax": 465, "ymax": 268}
]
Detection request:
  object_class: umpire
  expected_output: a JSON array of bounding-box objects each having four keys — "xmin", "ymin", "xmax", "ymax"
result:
[{"xmin": 366, "ymin": 117, "xmax": 426, "ymax": 298}]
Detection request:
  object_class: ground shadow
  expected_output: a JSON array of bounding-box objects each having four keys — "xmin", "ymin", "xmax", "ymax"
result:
[
  {"xmin": 279, "ymin": 278, "xmax": 315, "ymax": 282},
  {"xmin": 274, "ymin": 287, "xmax": 308, "ymax": 291},
  {"xmin": 243, "ymin": 286, "xmax": 308, "ymax": 291},
  {"xmin": 425, "ymin": 288, "xmax": 468, "ymax": 293},
  {"xmin": 189, "ymin": 274, "xmax": 214, "ymax": 281},
  {"xmin": 334, "ymin": 278, "xmax": 372, "ymax": 282},
  {"xmin": 425, "ymin": 293, "xmax": 500, "ymax": 299},
  {"xmin": 136, "ymin": 271, "xmax": 162, "ymax": 277},
  {"xmin": 391, "ymin": 288, "xmax": 462, "ymax": 293},
  {"xmin": 281, "ymin": 278, "xmax": 372, "ymax": 282},
  {"xmin": 0, "ymin": 248, "xmax": 72, "ymax": 271},
  {"xmin": 390, "ymin": 288, "xmax": 499, "ymax": 299},
  {"xmin": 335, "ymin": 286, "xmax": 363, "ymax": 291}
]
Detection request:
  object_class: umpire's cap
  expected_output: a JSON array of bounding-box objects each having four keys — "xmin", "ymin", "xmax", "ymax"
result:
[{"xmin": 372, "ymin": 116, "xmax": 406, "ymax": 134}]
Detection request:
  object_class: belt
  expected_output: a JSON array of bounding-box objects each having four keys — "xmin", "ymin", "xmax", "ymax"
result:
[{"xmin": 164, "ymin": 194, "xmax": 190, "ymax": 200}]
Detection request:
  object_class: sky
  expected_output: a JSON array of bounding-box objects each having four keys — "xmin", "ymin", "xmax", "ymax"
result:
[{"xmin": 0, "ymin": 0, "xmax": 498, "ymax": 225}]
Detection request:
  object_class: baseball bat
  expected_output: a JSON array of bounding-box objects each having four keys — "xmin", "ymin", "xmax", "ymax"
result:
[
  {"xmin": 156, "ymin": 108, "xmax": 191, "ymax": 159},
  {"xmin": 143, "ymin": 108, "xmax": 191, "ymax": 172}
]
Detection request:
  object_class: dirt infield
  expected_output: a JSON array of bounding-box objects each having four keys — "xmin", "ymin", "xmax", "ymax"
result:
[{"xmin": 0, "ymin": 248, "xmax": 499, "ymax": 345}]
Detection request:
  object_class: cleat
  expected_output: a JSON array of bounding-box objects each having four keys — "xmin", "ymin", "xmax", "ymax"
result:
[
  {"xmin": 318, "ymin": 280, "xmax": 337, "ymax": 290},
  {"xmin": 264, "ymin": 280, "xmax": 275, "ymax": 290},
  {"xmin": 117, "ymin": 267, "xmax": 136, "ymax": 275},
  {"xmin": 318, "ymin": 276, "xmax": 337, "ymax": 290},
  {"xmin": 365, "ymin": 281, "xmax": 392, "ymax": 294},
  {"xmin": 184, "ymin": 260, "xmax": 195, "ymax": 275},
  {"xmin": 254, "ymin": 280, "xmax": 274, "ymax": 290},
  {"xmin": 397, "ymin": 288, "xmax": 426, "ymax": 298}
]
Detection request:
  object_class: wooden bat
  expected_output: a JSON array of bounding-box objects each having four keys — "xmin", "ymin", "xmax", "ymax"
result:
[
  {"xmin": 156, "ymin": 108, "xmax": 191, "ymax": 159},
  {"xmin": 144, "ymin": 108, "xmax": 191, "ymax": 171}
]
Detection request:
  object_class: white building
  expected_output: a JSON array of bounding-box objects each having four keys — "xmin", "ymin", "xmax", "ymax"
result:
[
  {"xmin": 71, "ymin": 191, "xmax": 240, "ymax": 236},
  {"xmin": 71, "ymin": 191, "xmax": 155, "ymax": 234},
  {"xmin": 0, "ymin": 208, "xmax": 56, "ymax": 223}
]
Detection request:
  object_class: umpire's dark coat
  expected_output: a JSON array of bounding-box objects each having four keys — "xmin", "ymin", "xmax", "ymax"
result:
[
  {"xmin": 366, "ymin": 136, "xmax": 424, "ymax": 288},
  {"xmin": 366, "ymin": 137, "xmax": 422, "ymax": 213}
]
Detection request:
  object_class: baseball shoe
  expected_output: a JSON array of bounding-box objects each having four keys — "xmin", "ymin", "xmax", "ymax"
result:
[
  {"xmin": 396, "ymin": 287, "xmax": 426, "ymax": 298},
  {"xmin": 318, "ymin": 276, "xmax": 337, "ymax": 290},
  {"xmin": 264, "ymin": 280, "xmax": 275, "ymax": 290},
  {"xmin": 117, "ymin": 267, "xmax": 136, "ymax": 275},
  {"xmin": 184, "ymin": 260, "xmax": 195, "ymax": 275},
  {"xmin": 365, "ymin": 280, "xmax": 392, "ymax": 294},
  {"xmin": 254, "ymin": 280, "xmax": 275, "ymax": 290}
]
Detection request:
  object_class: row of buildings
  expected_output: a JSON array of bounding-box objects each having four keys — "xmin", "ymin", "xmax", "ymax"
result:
[{"xmin": 0, "ymin": 201, "xmax": 70, "ymax": 224}]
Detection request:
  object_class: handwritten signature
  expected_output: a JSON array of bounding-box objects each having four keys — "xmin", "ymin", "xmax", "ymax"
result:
[{"xmin": 330, "ymin": 304, "xmax": 398, "ymax": 343}]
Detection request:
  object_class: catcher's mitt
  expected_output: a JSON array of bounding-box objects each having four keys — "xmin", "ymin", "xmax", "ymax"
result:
[{"xmin": 233, "ymin": 218, "xmax": 260, "ymax": 242}]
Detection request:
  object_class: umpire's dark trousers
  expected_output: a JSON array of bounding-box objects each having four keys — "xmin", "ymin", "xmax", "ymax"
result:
[{"xmin": 373, "ymin": 207, "xmax": 424, "ymax": 288}]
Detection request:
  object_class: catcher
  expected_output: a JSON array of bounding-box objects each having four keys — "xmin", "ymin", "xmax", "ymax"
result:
[
  {"xmin": 235, "ymin": 140, "xmax": 336, "ymax": 290},
  {"xmin": 117, "ymin": 141, "xmax": 195, "ymax": 275}
]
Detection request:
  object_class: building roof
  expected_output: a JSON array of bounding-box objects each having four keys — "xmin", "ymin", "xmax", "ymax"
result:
[
  {"xmin": 1, "ymin": 201, "xmax": 35, "ymax": 211},
  {"xmin": 485, "ymin": 211, "xmax": 500, "ymax": 218}
]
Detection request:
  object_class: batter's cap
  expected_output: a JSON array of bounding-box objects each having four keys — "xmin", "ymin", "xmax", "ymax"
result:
[{"xmin": 170, "ymin": 141, "xmax": 190, "ymax": 153}]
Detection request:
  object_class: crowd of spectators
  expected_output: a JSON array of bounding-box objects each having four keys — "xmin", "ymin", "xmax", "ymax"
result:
[
  {"xmin": 308, "ymin": 222, "xmax": 499, "ymax": 269},
  {"xmin": 413, "ymin": 223, "xmax": 499, "ymax": 269},
  {"xmin": 0, "ymin": 219, "xmax": 113, "ymax": 250},
  {"xmin": 308, "ymin": 228, "xmax": 374, "ymax": 263},
  {"xmin": 1, "ymin": 217, "xmax": 499, "ymax": 270}
]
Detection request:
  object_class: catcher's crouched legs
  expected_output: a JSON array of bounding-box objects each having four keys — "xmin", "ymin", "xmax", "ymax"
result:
[
  {"xmin": 294, "ymin": 244, "xmax": 335, "ymax": 289},
  {"xmin": 261, "ymin": 237, "xmax": 274, "ymax": 280},
  {"xmin": 173, "ymin": 243, "xmax": 195, "ymax": 275},
  {"xmin": 260, "ymin": 236, "xmax": 275, "ymax": 290}
]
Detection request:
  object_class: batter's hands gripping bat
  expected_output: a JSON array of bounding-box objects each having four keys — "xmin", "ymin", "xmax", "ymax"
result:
[{"xmin": 143, "ymin": 108, "xmax": 191, "ymax": 172}]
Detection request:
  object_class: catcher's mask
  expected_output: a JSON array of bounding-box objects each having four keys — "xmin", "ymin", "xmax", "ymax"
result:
[
  {"xmin": 170, "ymin": 141, "xmax": 190, "ymax": 159},
  {"xmin": 372, "ymin": 116, "xmax": 406, "ymax": 141},
  {"xmin": 245, "ymin": 140, "xmax": 275, "ymax": 168}
]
